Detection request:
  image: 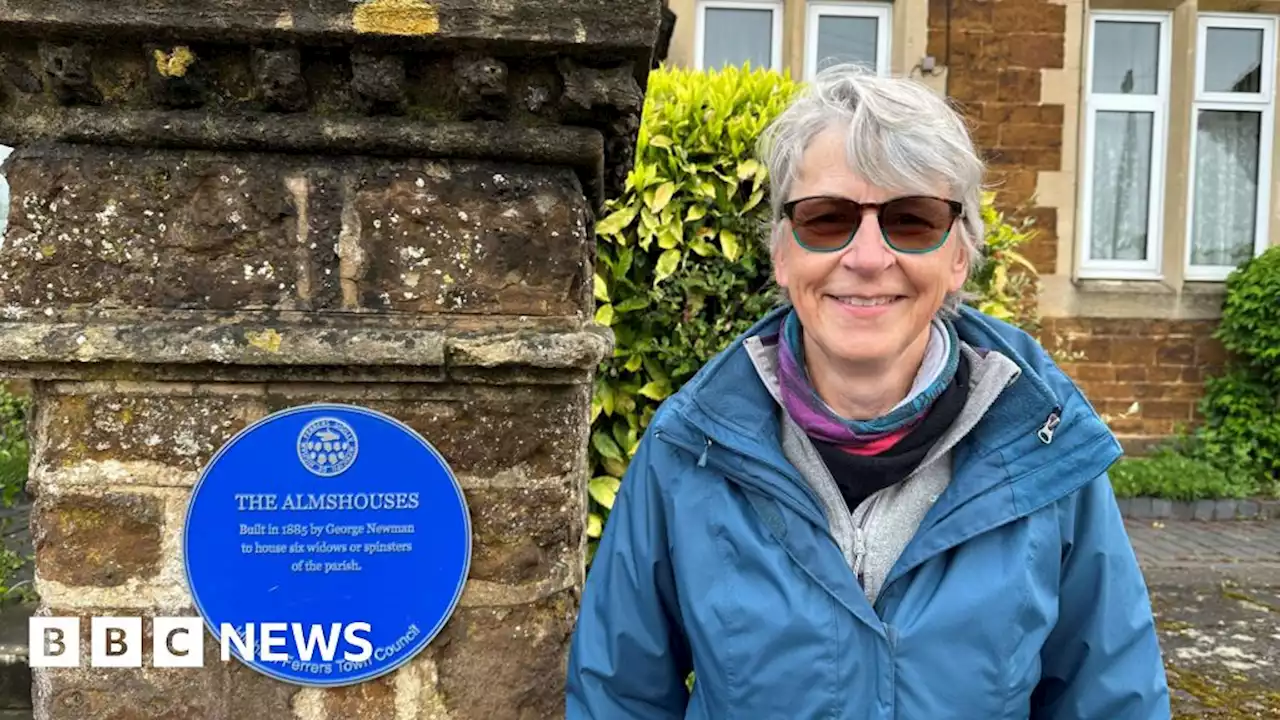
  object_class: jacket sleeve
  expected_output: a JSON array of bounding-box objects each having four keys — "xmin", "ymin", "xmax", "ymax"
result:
[
  {"xmin": 1031, "ymin": 473, "xmax": 1172, "ymax": 720},
  {"xmin": 565, "ymin": 434, "xmax": 693, "ymax": 719}
]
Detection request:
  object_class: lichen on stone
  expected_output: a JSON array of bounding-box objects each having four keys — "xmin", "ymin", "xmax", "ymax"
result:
[
  {"xmin": 245, "ymin": 328, "xmax": 283, "ymax": 354},
  {"xmin": 153, "ymin": 46, "xmax": 197, "ymax": 78},
  {"xmin": 352, "ymin": 0, "xmax": 441, "ymax": 37}
]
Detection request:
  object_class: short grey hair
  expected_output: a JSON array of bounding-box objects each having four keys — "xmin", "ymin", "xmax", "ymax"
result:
[{"xmin": 756, "ymin": 64, "xmax": 986, "ymax": 314}]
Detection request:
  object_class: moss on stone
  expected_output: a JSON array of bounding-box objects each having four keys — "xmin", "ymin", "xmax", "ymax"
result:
[
  {"xmin": 1168, "ymin": 665, "xmax": 1280, "ymax": 718},
  {"xmin": 1222, "ymin": 588, "xmax": 1280, "ymax": 614}
]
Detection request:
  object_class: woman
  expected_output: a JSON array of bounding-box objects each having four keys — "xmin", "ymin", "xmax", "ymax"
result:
[{"xmin": 566, "ymin": 65, "xmax": 1170, "ymax": 719}]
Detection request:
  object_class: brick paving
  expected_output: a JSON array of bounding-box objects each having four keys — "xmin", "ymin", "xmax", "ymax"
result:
[
  {"xmin": 1127, "ymin": 517, "xmax": 1280, "ymax": 587},
  {"xmin": 1128, "ymin": 518, "xmax": 1280, "ymax": 565}
]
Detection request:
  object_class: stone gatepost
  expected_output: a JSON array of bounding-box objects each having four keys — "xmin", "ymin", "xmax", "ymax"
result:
[{"xmin": 0, "ymin": 1, "xmax": 661, "ymax": 717}]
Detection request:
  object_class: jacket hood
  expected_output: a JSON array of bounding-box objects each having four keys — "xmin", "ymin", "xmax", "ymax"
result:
[{"xmin": 650, "ymin": 303, "xmax": 1123, "ymax": 548}]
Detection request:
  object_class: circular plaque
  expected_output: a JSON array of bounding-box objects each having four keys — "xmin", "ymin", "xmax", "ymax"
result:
[{"xmin": 183, "ymin": 403, "xmax": 471, "ymax": 687}]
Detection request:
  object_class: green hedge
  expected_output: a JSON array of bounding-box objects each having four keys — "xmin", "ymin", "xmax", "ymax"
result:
[
  {"xmin": 1167, "ymin": 248, "xmax": 1280, "ymax": 494},
  {"xmin": 0, "ymin": 384, "xmax": 29, "ymax": 604},
  {"xmin": 1217, "ymin": 244, "xmax": 1280, "ymax": 385},
  {"xmin": 585, "ymin": 66, "xmax": 1042, "ymax": 553}
]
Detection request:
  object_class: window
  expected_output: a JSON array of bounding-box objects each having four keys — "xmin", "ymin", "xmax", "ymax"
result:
[
  {"xmin": 805, "ymin": 2, "xmax": 892, "ymax": 80},
  {"xmin": 1080, "ymin": 11, "xmax": 1278, "ymax": 283},
  {"xmin": 1080, "ymin": 12, "xmax": 1172, "ymax": 280},
  {"xmin": 695, "ymin": 0, "xmax": 784, "ymax": 71},
  {"xmin": 1185, "ymin": 15, "xmax": 1276, "ymax": 280}
]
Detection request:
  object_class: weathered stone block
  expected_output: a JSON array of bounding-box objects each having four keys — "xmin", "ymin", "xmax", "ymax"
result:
[
  {"xmin": 433, "ymin": 590, "xmax": 577, "ymax": 718},
  {"xmin": 2, "ymin": 148, "xmax": 592, "ymax": 317},
  {"xmin": 353, "ymin": 162, "xmax": 591, "ymax": 315},
  {"xmin": 0, "ymin": 1, "xmax": 664, "ymax": 61},
  {"xmin": 38, "ymin": 43, "xmax": 101, "ymax": 106},
  {"xmin": 323, "ymin": 672, "xmax": 398, "ymax": 718},
  {"xmin": 223, "ymin": 657, "xmax": 300, "ymax": 719},
  {"xmin": 34, "ymin": 611, "xmax": 224, "ymax": 720},
  {"xmin": 350, "ymin": 51, "xmax": 406, "ymax": 111},
  {"xmin": 36, "ymin": 387, "xmax": 266, "ymax": 472},
  {"xmin": 33, "ymin": 492, "xmax": 163, "ymax": 587},
  {"xmin": 251, "ymin": 47, "xmax": 308, "ymax": 113},
  {"xmin": 0, "ymin": 147, "xmax": 341, "ymax": 312},
  {"xmin": 455, "ymin": 53, "xmax": 510, "ymax": 120},
  {"xmin": 265, "ymin": 384, "xmax": 590, "ymax": 478},
  {"xmin": 467, "ymin": 485, "xmax": 580, "ymax": 586}
]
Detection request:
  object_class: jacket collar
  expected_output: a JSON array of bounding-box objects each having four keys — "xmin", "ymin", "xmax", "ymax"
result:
[{"xmin": 652, "ymin": 303, "xmax": 1122, "ymax": 534}]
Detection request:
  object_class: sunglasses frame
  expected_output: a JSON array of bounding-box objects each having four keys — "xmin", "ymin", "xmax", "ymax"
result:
[{"xmin": 781, "ymin": 194, "xmax": 964, "ymax": 255}]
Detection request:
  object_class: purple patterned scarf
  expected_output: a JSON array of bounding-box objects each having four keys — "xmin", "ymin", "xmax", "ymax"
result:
[{"xmin": 775, "ymin": 307, "xmax": 960, "ymax": 454}]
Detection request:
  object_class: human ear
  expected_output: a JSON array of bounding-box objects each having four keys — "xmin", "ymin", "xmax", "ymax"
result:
[{"xmin": 771, "ymin": 223, "xmax": 791, "ymax": 288}]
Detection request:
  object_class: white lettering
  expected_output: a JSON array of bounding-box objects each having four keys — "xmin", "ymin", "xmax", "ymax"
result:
[
  {"xmin": 343, "ymin": 622, "xmax": 373, "ymax": 662},
  {"xmin": 220, "ymin": 623, "xmax": 255, "ymax": 661},
  {"xmin": 259, "ymin": 623, "xmax": 289, "ymax": 662},
  {"xmin": 292, "ymin": 623, "xmax": 343, "ymax": 662}
]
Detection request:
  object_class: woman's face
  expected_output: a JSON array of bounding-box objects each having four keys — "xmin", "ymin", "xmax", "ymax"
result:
[{"xmin": 772, "ymin": 126, "xmax": 969, "ymax": 373}]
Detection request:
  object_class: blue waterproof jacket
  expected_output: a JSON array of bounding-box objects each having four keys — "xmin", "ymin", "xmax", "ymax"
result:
[{"xmin": 566, "ymin": 305, "xmax": 1170, "ymax": 719}]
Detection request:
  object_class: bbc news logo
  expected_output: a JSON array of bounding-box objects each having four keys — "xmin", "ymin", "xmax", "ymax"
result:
[{"xmin": 29, "ymin": 617, "xmax": 374, "ymax": 668}]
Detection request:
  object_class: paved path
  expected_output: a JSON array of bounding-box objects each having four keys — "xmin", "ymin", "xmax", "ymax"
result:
[
  {"xmin": 1127, "ymin": 518, "xmax": 1280, "ymax": 586},
  {"xmin": 1127, "ymin": 519, "xmax": 1280, "ymax": 718}
]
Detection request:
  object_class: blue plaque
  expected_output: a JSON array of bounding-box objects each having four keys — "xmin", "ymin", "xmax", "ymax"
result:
[{"xmin": 183, "ymin": 403, "xmax": 471, "ymax": 687}]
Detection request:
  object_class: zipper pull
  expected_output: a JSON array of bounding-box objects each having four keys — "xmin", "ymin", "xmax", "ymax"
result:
[
  {"xmin": 1037, "ymin": 410, "xmax": 1061, "ymax": 444},
  {"xmin": 697, "ymin": 437, "xmax": 712, "ymax": 467},
  {"xmin": 853, "ymin": 527, "xmax": 868, "ymax": 586}
]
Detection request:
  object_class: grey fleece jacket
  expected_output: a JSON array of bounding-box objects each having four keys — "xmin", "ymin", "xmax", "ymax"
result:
[{"xmin": 744, "ymin": 336, "xmax": 1022, "ymax": 606}]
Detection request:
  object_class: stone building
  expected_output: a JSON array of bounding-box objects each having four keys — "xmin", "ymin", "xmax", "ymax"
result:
[{"xmin": 661, "ymin": 0, "xmax": 1277, "ymax": 453}]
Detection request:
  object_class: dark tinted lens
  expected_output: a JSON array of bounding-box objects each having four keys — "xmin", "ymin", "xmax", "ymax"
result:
[
  {"xmin": 880, "ymin": 197, "xmax": 955, "ymax": 251},
  {"xmin": 789, "ymin": 197, "xmax": 862, "ymax": 250}
]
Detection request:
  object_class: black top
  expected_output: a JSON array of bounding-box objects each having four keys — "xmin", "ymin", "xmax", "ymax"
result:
[{"xmin": 810, "ymin": 353, "xmax": 971, "ymax": 515}]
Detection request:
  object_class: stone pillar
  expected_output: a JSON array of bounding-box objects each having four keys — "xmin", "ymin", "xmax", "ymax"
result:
[{"xmin": 0, "ymin": 1, "xmax": 661, "ymax": 717}]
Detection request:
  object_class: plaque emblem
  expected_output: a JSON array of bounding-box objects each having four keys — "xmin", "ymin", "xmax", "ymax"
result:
[{"xmin": 297, "ymin": 417, "xmax": 358, "ymax": 477}]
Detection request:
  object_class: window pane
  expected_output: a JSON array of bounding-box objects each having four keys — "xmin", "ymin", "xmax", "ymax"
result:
[
  {"xmin": 704, "ymin": 8, "xmax": 774, "ymax": 69},
  {"xmin": 1203, "ymin": 27, "xmax": 1263, "ymax": 93},
  {"xmin": 815, "ymin": 15, "xmax": 880, "ymax": 73},
  {"xmin": 1190, "ymin": 110, "xmax": 1261, "ymax": 266},
  {"xmin": 1092, "ymin": 21, "xmax": 1161, "ymax": 94},
  {"xmin": 1089, "ymin": 111, "xmax": 1155, "ymax": 261}
]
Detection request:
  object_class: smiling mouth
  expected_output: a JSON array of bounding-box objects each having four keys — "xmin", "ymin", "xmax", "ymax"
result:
[{"xmin": 830, "ymin": 295, "xmax": 905, "ymax": 307}]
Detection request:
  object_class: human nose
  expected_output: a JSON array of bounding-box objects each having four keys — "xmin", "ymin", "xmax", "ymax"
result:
[{"xmin": 839, "ymin": 209, "xmax": 894, "ymax": 272}]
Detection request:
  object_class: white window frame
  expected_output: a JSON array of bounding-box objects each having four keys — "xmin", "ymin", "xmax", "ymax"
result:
[
  {"xmin": 694, "ymin": 0, "xmax": 785, "ymax": 72},
  {"xmin": 1183, "ymin": 13, "xmax": 1276, "ymax": 281},
  {"xmin": 1078, "ymin": 11, "xmax": 1173, "ymax": 280},
  {"xmin": 804, "ymin": 1, "xmax": 892, "ymax": 81}
]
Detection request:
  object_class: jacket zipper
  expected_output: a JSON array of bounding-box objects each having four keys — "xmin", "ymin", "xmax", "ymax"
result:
[
  {"xmin": 851, "ymin": 493, "xmax": 881, "ymax": 589},
  {"xmin": 1037, "ymin": 408, "xmax": 1062, "ymax": 444}
]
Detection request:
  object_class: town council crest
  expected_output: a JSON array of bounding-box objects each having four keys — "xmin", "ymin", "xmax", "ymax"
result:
[{"xmin": 297, "ymin": 417, "xmax": 359, "ymax": 477}]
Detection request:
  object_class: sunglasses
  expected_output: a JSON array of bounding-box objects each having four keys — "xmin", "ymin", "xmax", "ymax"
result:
[{"xmin": 781, "ymin": 195, "xmax": 964, "ymax": 254}]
